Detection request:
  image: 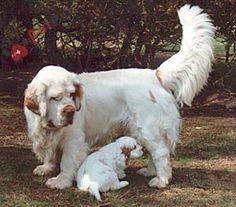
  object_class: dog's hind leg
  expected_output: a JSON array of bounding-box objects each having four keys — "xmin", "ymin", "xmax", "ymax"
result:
[
  {"xmin": 141, "ymin": 134, "xmax": 172, "ymax": 188},
  {"xmin": 148, "ymin": 144, "xmax": 172, "ymax": 188},
  {"xmin": 136, "ymin": 120, "xmax": 179, "ymax": 188}
]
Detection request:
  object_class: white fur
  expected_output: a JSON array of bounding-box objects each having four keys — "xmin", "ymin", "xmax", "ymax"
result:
[
  {"xmin": 158, "ymin": 4, "xmax": 215, "ymax": 106},
  {"xmin": 77, "ymin": 136, "xmax": 143, "ymax": 201},
  {"xmin": 24, "ymin": 5, "xmax": 215, "ymax": 189},
  {"xmin": 24, "ymin": 66, "xmax": 89, "ymax": 189}
]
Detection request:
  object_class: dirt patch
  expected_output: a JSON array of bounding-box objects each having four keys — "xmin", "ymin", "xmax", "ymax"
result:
[{"xmin": 0, "ymin": 91, "xmax": 235, "ymax": 206}]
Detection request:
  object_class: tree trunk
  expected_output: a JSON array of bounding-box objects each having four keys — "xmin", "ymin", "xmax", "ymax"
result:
[
  {"xmin": 0, "ymin": 14, "xmax": 4, "ymax": 78},
  {"xmin": 119, "ymin": 34, "xmax": 133, "ymax": 68},
  {"xmin": 44, "ymin": 30, "xmax": 61, "ymax": 64},
  {"xmin": 0, "ymin": 1, "xmax": 16, "ymax": 77}
]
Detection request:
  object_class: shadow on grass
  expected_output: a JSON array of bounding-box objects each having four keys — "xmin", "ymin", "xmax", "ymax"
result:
[
  {"xmin": 172, "ymin": 167, "xmax": 236, "ymax": 191},
  {"xmin": 176, "ymin": 144, "xmax": 236, "ymax": 160},
  {"xmin": 0, "ymin": 147, "xmax": 235, "ymax": 193}
]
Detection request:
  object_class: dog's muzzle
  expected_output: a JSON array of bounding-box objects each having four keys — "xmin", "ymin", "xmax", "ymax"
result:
[{"xmin": 61, "ymin": 105, "xmax": 76, "ymax": 125}]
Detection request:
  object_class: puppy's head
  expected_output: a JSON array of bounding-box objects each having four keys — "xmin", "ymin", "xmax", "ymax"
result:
[
  {"xmin": 24, "ymin": 66, "xmax": 83, "ymax": 129},
  {"xmin": 118, "ymin": 136, "xmax": 143, "ymax": 164}
]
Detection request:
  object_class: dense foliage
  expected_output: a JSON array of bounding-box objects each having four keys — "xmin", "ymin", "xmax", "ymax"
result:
[{"xmin": 0, "ymin": 0, "xmax": 235, "ymax": 72}]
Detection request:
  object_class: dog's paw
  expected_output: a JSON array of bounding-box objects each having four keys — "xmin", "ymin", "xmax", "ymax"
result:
[
  {"xmin": 119, "ymin": 181, "xmax": 129, "ymax": 188},
  {"xmin": 33, "ymin": 164, "xmax": 54, "ymax": 176},
  {"xmin": 136, "ymin": 168, "xmax": 156, "ymax": 177},
  {"xmin": 148, "ymin": 177, "xmax": 169, "ymax": 188},
  {"xmin": 118, "ymin": 172, "xmax": 126, "ymax": 179},
  {"xmin": 46, "ymin": 174, "xmax": 72, "ymax": 189}
]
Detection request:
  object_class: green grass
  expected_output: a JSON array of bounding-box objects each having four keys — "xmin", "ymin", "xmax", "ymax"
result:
[
  {"xmin": 0, "ymin": 95, "xmax": 235, "ymax": 207},
  {"xmin": 214, "ymin": 38, "xmax": 226, "ymax": 55},
  {"xmin": 161, "ymin": 38, "xmax": 227, "ymax": 56}
]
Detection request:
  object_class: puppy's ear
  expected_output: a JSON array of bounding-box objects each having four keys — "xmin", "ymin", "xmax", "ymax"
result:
[
  {"xmin": 121, "ymin": 147, "xmax": 132, "ymax": 165},
  {"xmin": 24, "ymin": 83, "xmax": 47, "ymax": 117},
  {"xmin": 74, "ymin": 83, "xmax": 83, "ymax": 111}
]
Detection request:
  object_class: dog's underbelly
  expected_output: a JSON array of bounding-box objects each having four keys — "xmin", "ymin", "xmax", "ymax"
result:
[{"xmin": 85, "ymin": 120, "xmax": 129, "ymax": 147}]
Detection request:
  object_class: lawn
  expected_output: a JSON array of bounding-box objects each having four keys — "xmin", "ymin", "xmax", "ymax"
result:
[{"xmin": 0, "ymin": 92, "xmax": 235, "ymax": 207}]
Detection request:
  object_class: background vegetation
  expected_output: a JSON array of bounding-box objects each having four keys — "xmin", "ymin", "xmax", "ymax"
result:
[{"xmin": 0, "ymin": 0, "xmax": 235, "ymax": 72}]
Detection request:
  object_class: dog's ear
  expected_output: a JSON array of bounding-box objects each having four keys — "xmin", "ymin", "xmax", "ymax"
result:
[
  {"xmin": 121, "ymin": 147, "xmax": 132, "ymax": 165},
  {"xmin": 24, "ymin": 83, "xmax": 47, "ymax": 117},
  {"xmin": 74, "ymin": 83, "xmax": 83, "ymax": 111},
  {"xmin": 24, "ymin": 84, "xmax": 39, "ymax": 115}
]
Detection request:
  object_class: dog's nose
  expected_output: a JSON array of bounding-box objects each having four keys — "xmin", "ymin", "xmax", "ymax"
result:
[
  {"xmin": 62, "ymin": 106, "xmax": 75, "ymax": 124},
  {"xmin": 62, "ymin": 105, "xmax": 75, "ymax": 116}
]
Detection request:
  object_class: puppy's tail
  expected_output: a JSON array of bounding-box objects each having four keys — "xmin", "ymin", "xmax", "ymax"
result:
[
  {"xmin": 88, "ymin": 183, "xmax": 102, "ymax": 202},
  {"xmin": 157, "ymin": 4, "xmax": 215, "ymax": 106},
  {"xmin": 77, "ymin": 173, "xmax": 102, "ymax": 201}
]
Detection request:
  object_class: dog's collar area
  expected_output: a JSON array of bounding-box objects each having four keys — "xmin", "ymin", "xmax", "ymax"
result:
[
  {"xmin": 32, "ymin": 111, "xmax": 41, "ymax": 116},
  {"xmin": 47, "ymin": 120, "xmax": 58, "ymax": 129}
]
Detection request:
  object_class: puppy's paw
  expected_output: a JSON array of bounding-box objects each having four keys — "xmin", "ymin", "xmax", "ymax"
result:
[
  {"xmin": 148, "ymin": 177, "xmax": 169, "ymax": 188},
  {"xmin": 136, "ymin": 168, "xmax": 156, "ymax": 177},
  {"xmin": 33, "ymin": 164, "xmax": 54, "ymax": 176},
  {"xmin": 118, "ymin": 172, "xmax": 126, "ymax": 179},
  {"xmin": 119, "ymin": 181, "xmax": 129, "ymax": 188},
  {"xmin": 46, "ymin": 174, "xmax": 72, "ymax": 189}
]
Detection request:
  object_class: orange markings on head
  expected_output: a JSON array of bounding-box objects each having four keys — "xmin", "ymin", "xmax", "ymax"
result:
[
  {"xmin": 74, "ymin": 84, "xmax": 83, "ymax": 111},
  {"xmin": 24, "ymin": 84, "xmax": 39, "ymax": 114},
  {"xmin": 121, "ymin": 147, "xmax": 132, "ymax": 165},
  {"xmin": 75, "ymin": 84, "xmax": 83, "ymax": 99},
  {"xmin": 24, "ymin": 97, "xmax": 39, "ymax": 111}
]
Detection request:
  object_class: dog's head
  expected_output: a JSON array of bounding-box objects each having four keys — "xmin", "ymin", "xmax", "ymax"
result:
[
  {"xmin": 24, "ymin": 66, "xmax": 82, "ymax": 129},
  {"xmin": 117, "ymin": 136, "xmax": 143, "ymax": 163}
]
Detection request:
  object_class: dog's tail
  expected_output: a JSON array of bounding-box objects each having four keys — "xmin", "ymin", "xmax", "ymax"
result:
[
  {"xmin": 88, "ymin": 183, "xmax": 102, "ymax": 202},
  {"xmin": 77, "ymin": 173, "xmax": 102, "ymax": 201},
  {"xmin": 157, "ymin": 5, "xmax": 215, "ymax": 106}
]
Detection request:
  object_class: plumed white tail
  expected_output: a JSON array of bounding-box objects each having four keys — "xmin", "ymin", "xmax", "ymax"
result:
[
  {"xmin": 158, "ymin": 5, "xmax": 215, "ymax": 106},
  {"xmin": 77, "ymin": 174, "xmax": 102, "ymax": 201},
  {"xmin": 88, "ymin": 184, "xmax": 102, "ymax": 201}
]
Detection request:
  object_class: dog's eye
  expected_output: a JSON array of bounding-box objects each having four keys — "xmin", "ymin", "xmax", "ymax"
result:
[
  {"xmin": 50, "ymin": 96, "xmax": 61, "ymax": 101},
  {"xmin": 50, "ymin": 97, "xmax": 57, "ymax": 101},
  {"xmin": 70, "ymin": 93, "xmax": 76, "ymax": 101}
]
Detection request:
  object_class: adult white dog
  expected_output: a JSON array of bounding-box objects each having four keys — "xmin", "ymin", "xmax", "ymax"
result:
[
  {"xmin": 24, "ymin": 5, "xmax": 215, "ymax": 189},
  {"xmin": 77, "ymin": 136, "xmax": 143, "ymax": 201}
]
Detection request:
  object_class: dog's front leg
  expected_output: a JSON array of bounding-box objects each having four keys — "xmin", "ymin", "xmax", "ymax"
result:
[
  {"xmin": 117, "ymin": 169, "xmax": 126, "ymax": 179},
  {"xmin": 46, "ymin": 134, "xmax": 89, "ymax": 189},
  {"xmin": 32, "ymin": 141, "xmax": 57, "ymax": 176}
]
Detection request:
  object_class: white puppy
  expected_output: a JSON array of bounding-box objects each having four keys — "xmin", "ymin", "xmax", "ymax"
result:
[{"xmin": 77, "ymin": 136, "xmax": 143, "ymax": 201}]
